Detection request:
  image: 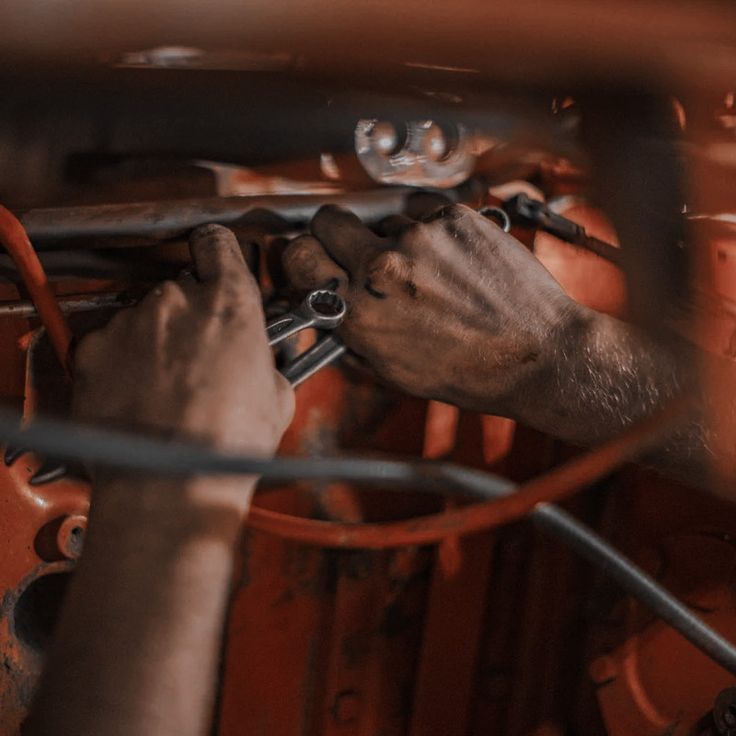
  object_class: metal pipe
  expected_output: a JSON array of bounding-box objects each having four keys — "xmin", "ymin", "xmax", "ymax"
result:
[
  {"xmin": 0, "ymin": 293, "xmax": 131, "ymax": 318},
  {"xmin": 20, "ymin": 190, "xmax": 416, "ymax": 247}
]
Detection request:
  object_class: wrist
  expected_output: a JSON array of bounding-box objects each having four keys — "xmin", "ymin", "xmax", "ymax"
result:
[
  {"xmin": 507, "ymin": 302, "xmax": 599, "ymax": 427},
  {"xmin": 89, "ymin": 473, "xmax": 259, "ymax": 546}
]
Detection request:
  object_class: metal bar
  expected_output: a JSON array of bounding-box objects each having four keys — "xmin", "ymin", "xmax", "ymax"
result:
[
  {"xmin": 0, "ymin": 293, "xmax": 130, "ymax": 318},
  {"xmin": 20, "ymin": 190, "xmax": 415, "ymax": 247}
]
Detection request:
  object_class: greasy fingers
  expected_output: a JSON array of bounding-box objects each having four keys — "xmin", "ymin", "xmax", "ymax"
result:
[
  {"xmin": 363, "ymin": 250, "xmax": 414, "ymax": 299},
  {"xmin": 284, "ymin": 201, "xmax": 579, "ymax": 417},
  {"xmin": 282, "ymin": 234, "xmax": 348, "ymax": 292},
  {"xmin": 310, "ymin": 205, "xmax": 384, "ymax": 275},
  {"xmin": 189, "ymin": 223, "xmax": 249, "ymax": 284},
  {"xmin": 376, "ymin": 214, "xmax": 418, "ymax": 238}
]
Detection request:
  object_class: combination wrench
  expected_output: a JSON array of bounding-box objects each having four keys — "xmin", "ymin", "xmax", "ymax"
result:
[{"xmin": 266, "ymin": 289, "xmax": 347, "ymax": 387}]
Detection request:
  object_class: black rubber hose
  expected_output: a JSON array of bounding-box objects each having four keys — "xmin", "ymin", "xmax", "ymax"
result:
[
  {"xmin": 1, "ymin": 409, "xmax": 735, "ymax": 675},
  {"xmin": 531, "ymin": 505, "xmax": 736, "ymax": 674}
]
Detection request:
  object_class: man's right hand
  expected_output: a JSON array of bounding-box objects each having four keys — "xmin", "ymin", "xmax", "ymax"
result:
[{"xmin": 282, "ymin": 204, "xmax": 587, "ymax": 418}]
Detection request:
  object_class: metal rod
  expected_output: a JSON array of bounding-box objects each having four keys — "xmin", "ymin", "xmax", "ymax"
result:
[
  {"xmin": 20, "ymin": 190, "xmax": 416, "ymax": 247},
  {"xmin": 0, "ymin": 292, "xmax": 131, "ymax": 318}
]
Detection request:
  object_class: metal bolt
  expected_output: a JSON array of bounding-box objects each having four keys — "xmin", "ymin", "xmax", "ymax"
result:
[{"xmin": 56, "ymin": 515, "xmax": 87, "ymax": 560}]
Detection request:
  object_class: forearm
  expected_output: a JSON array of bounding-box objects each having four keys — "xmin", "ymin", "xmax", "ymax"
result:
[
  {"xmin": 513, "ymin": 308, "xmax": 721, "ymax": 489},
  {"xmin": 26, "ymin": 474, "xmax": 255, "ymax": 736}
]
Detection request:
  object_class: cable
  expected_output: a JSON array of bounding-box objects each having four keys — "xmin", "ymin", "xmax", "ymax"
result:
[
  {"xmin": 246, "ymin": 397, "xmax": 688, "ymax": 547},
  {"xmin": 532, "ymin": 504, "xmax": 736, "ymax": 677},
  {"xmin": 0, "ymin": 398, "xmax": 686, "ymax": 547},
  {"xmin": 0, "ymin": 408, "xmax": 735, "ymax": 675},
  {"xmin": 0, "ymin": 206, "xmax": 73, "ymax": 376}
]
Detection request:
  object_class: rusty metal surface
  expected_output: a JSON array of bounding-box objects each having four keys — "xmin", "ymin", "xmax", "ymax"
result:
[
  {"xmin": 0, "ymin": 293, "xmax": 129, "ymax": 318},
  {"xmin": 0, "ymin": 330, "xmax": 88, "ymax": 734},
  {"xmin": 19, "ymin": 190, "xmax": 418, "ymax": 246}
]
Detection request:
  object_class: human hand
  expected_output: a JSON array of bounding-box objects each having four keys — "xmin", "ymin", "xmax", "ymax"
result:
[
  {"xmin": 73, "ymin": 224, "xmax": 294, "ymax": 457},
  {"xmin": 283, "ymin": 204, "xmax": 585, "ymax": 417}
]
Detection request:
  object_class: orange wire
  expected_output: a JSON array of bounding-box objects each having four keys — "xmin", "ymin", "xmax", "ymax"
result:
[
  {"xmin": 0, "ymin": 206, "xmax": 73, "ymax": 377},
  {"xmin": 247, "ymin": 397, "xmax": 690, "ymax": 548}
]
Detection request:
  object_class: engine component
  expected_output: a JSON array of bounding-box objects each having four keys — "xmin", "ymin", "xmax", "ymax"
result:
[
  {"xmin": 504, "ymin": 192, "xmax": 622, "ymax": 265},
  {"xmin": 355, "ymin": 120, "xmax": 479, "ymax": 187},
  {"xmin": 18, "ymin": 189, "xmax": 427, "ymax": 247}
]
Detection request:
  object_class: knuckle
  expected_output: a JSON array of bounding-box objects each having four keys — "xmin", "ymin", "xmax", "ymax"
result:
[
  {"xmin": 158, "ymin": 280, "xmax": 185, "ymax": 302},
  {"xmin": 444, "ymin": 203, "xmax": 474, "ymax": 221},
  {"xmin": 368, "ymin": 250, "xmax": 406, "ymax": 279},
  {"xmin": 283, "ymin": 240, "xmax": 319, "ymax": 273},
  {"xmin": 425, "ymin": 203, "xmax": 474, "ymax": 228},
  {"xmin": 314, "ymin": 203, "xmax": 345, "ymax": 221},
  {"xmin": 139, "ymin": 281, "xmax": 183, "ymax": 313},
  {"xmin": 311, "ymin": 205, "xmax": 339, "ymax": 233},
  {"xmin": 397, "ymin": 222, "xmax": 430, "ymax": 250},
  {"xmin": 424, "ymin": 204, "xmax": 483, "ymax": 245}
]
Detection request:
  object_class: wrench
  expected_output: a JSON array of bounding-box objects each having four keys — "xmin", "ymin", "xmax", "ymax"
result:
[
  {"xmin": 266, "ymin": 289, "xmax": 346, "ymax": 347},
  {"xmin": 266, "ymin": 289, "xmax": 347, "ymax": 386}
]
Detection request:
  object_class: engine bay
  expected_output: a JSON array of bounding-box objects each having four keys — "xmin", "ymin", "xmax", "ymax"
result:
[{"xmin": 2, "ymin": 8, "xmax": 736, "ymax": 733}]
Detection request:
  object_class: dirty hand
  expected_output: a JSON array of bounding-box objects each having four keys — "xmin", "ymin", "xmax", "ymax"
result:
[
  {"xmin": 73, "ymin": 223, "xmax": 294, "ymax": 456},
  {"xmin": 283, "ymin": 204, "xmax": 585, "ymax": 417}
]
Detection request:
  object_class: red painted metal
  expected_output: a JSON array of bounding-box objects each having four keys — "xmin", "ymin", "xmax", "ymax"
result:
[
  {"xmin": 585, "ymin": 474, "xmax": 736, "ymax": 735},
  {"xmin": 0, "ymin": 328, "xmax": 88, "ymax": 733}
]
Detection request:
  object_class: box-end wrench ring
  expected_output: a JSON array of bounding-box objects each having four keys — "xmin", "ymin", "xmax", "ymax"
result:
[{"xmin": 266, "ymin": 289, "xmax": 346, "ymax": 347}]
